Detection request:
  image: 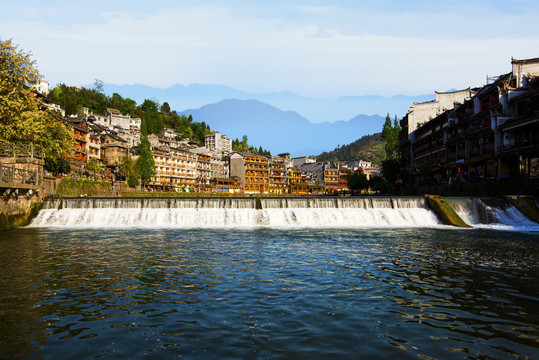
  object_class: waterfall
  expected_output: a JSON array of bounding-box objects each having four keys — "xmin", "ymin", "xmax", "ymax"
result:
[
  {"xmin": 446, "ymin": 197, "xmax": 539, "ymax": 231},
  {"xmin": 30, "ymin": 196, "xmax": 444, "ymax": 228}
]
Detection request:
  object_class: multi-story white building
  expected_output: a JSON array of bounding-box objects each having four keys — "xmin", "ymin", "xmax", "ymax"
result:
[
  {"xmin": 130, "ymin": 118, "xmax": 142, "ymax": 129},
  {"xmin": 34, "ymin": 79, "xmax": 50, "ymax": 96},
  {"xmin": 151, "ymin": 147, "xmax": 198, "ymax": 190},
  {"xmin": 204, "ymin": 132, "xmax": 232, "ymax": 153},
  {"xmin": 105, "ymin": 108, "xmax": 131, "ymax": 129},
  {"xmin": 85, "ymin": 107, "xmax": 131, "ymax": 130},
  {"xmin": 346, "ymin": 160, "xmax": 372, "ymax": 170}
]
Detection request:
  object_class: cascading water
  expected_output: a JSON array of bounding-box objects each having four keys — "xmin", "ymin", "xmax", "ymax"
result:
[
  {"xmin": 30, "ymin": 196, "xmax": 443, "ymax": 228},
  {"xmin": 446, "ymin": 197, "xmax": 539, "ymax": 231}
]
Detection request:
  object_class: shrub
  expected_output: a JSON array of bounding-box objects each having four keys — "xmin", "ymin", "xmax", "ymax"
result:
[{"xmin": 127, "ymin": 177, "xmax": 140, "ymax": 188}]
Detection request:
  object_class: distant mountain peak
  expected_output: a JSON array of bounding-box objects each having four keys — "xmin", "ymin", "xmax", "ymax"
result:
[
  {"xmin": 101, "ymin": 82, "xmax": 432, "ymax": 124},
  {"xmin": 179, "ymin": 99, "xmax": 384, "ymax": 156}
]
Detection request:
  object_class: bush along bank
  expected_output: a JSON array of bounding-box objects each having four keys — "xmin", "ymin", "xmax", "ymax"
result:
[{"xmin": 56, "ymin": 177, "xmax": 113, "ymax": 196}]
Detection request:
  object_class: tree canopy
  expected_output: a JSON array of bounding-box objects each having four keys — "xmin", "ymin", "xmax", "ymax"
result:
[
  {"xmin": 0, "ymin": 39, "xmax": 73, "ymax": 171},
  {"xmin": 136, "ymin": 115, "xmax": 156, "ymax": 185},
  {"xmin": 347, "ymin": 170, "xmax": 369, "ymax": 194},
  {"xmin": 381, "ymin": 113, "xmax": 401, "ymax": 160}
]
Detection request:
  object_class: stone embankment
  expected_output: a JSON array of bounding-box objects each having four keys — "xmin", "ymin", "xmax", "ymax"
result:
[
  {"xmin": 0, "ymin": 177, "xmax": 58, "ymax": 230},
  {"xmin": 0, "ymin": 144, "xmax": 61, "ymax": 230}
]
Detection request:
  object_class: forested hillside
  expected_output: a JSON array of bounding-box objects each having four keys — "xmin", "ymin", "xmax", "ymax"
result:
[{"xmin": 315, "ymin": 133, "xmax": 385, "ymax": 164}]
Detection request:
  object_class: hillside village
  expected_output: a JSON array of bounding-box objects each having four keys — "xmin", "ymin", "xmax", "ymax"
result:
[
  {"xmin": 34, "ymin": 82, "xmax": 380, "ymax": 195},
  {"xmin": 4, "ymin": 36, "xmax": 537, "ymax": 197},
  {"xmin": 30, "ymin": 56, "xmax": 539, "ymax": 196}
]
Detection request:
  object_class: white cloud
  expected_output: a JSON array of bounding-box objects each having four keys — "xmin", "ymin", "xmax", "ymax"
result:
[{"xmin": 2, "ymin": 1, "xmax": 539, "ymax": 97}]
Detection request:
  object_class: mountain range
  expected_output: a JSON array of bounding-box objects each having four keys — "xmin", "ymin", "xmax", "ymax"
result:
[
  {"xmin": 178, "ymin": 99, "xmax": 386, "ymax": 156},
  {"xmin": 101, "ymin": 83, "xmax": 433, "ymax": 156},
  {"xmin": 102, "ymin": 83, "xmax": 433, "ymax": 124}
]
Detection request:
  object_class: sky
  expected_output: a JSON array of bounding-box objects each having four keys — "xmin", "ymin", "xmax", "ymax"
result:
[{"xmin": 2, "ymin": 0, "xmax": 539, "ymax": 99}]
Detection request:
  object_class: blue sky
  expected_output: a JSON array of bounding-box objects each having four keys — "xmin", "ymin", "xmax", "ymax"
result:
[{"xmin": 2, "ymin": 0, "xmax": 538, "ymax": 98}]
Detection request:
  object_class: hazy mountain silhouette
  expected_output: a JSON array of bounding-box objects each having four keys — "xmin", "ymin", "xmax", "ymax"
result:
[
  {"xmin": 179, "ymin": 99, "xmax": 385, "ymax": 156},
  {"xmin": 102, "ymin": 83, "xmax": 432, "ymax": 124},
  {"xmin": 100, "ymin": 82, "xmax": 431, "ymax": 155}
]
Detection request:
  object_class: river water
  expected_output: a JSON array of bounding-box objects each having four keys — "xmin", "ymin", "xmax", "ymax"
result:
[{"xmin": 1, "ymin": 226, "xmax": 537, "ymax": 359}]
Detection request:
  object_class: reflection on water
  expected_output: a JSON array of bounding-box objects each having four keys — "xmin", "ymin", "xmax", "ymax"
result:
[{"xmin": 0, "ymin": 228, "xmax": 538, "ymax": 359}]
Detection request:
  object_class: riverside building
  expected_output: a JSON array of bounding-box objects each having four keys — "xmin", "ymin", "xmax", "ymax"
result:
[
  {"xmin": 269, "ymin": 157, "xmax": 287, "ymax": 194},
  {"xmin": 150, "ymin": 147, "xmax": 198, "ymax": 191},
  {"xmin": 229, "ymin": 152, "xmax": 270, "ymax": 194},
  {"xmin": 400, "ymin": 57, "xmax": 539, "ymax": 188}
]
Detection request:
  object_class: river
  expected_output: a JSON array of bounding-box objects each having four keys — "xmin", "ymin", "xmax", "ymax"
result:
[{"xmin": 1, "ymin": 224, "xmax": 538, "ymax": 359}]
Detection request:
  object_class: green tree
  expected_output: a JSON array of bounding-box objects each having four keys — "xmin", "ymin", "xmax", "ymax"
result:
[
  {"xmin": 87, "ymin": 157, "xmax": 102, "ymax": 180},
  {"xmin": 141, "ymin": 112, "xmax": 152, "ymax": 137},
  {"xmin": 127, "ymin": 177, "xmax": 139, "ymax": 188},
  {"xmin": 160, "ymin": 102, "xmax": 171, "ymax": 114},
  {"xmin": 381, "ymin": 113, "xmax": 394, "ymax": 160},
  {"xmin": 122, "ymin": 97, "xmax": 137, "ymax": 116},
  {"xmin": 110, "ymin": 92, "xmax": 124, "ymax": 111},
  {"xmin": 140, "ymin": 99, "xmax": 159, "ymax": 134},
  {"xmin": 0, "ymin": 39, "xmax": 74, "ymax": 170},
  {"xmin": 347, "ymin": 171, "xmax": 369, "ymax": 194},
  {"xmin": 94, "ymin": 78, "xmax": 104, "ymax": 94},
  {"xmin": 136, "ymin": 135, "xmax": 156, "ymax": 187},
  {"xmin": 183, "ymin": 127, "xmax": 194, "ymax": 140},
  {"xmin": 120, "ymin": 155, "xmax": 137, "ymax": 179},
  {"xmin": 1, "ymin": 39, "xmax": 44, "ymax": 141},
  {"xmin": 381, "ymin": 113, "xmax": 402, "ymax": 160},
  {"xmin": 369, "ymin": 175, "xmax": 389, "ymax": 193},
  {"xmin": 45, "ymin": 157, "xmax": 70, "ymax": 175}
]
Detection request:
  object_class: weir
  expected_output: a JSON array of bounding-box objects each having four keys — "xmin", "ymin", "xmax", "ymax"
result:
[
  {"xmin": 30, "ymin": 196, "xmax": 538, "ymax": 230},
  {"xmin": 32, "ymin": 196, "xmax": 441, "ymax": 228},
  {"xmin": 41, "ymin": 196, "xmax": 427, "ymax": 210},
  {"xmin": 446, "ymin": 197, "xmax": 539, "ymax": 229}
]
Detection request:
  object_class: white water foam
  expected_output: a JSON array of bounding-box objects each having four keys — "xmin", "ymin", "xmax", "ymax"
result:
[
  {"xmin": 447, "ymin": 198, "xmax": 539, "ymax": 232},
  {"xmin": 30, "ymin": 197, "xmax": 537, "ymax": 231},
  {"xmin": 29, "ymin": 207, "xmax": 443, "ymax": 229}
]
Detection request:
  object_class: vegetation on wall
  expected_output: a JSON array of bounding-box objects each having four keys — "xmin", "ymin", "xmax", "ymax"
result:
[{"xmin": 56, "ymin": 177, "xmax": 112, "ymax": 196}]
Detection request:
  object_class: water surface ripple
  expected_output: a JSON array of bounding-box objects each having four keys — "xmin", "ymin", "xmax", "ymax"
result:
[{"xmin": 0, "ymin": 228, "xmax": 537, "ymax": 359}]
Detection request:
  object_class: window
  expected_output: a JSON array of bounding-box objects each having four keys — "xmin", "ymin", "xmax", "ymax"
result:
[{"xmin": 531, "ymin": 158, "xmax": 539, "ymax": 178}]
